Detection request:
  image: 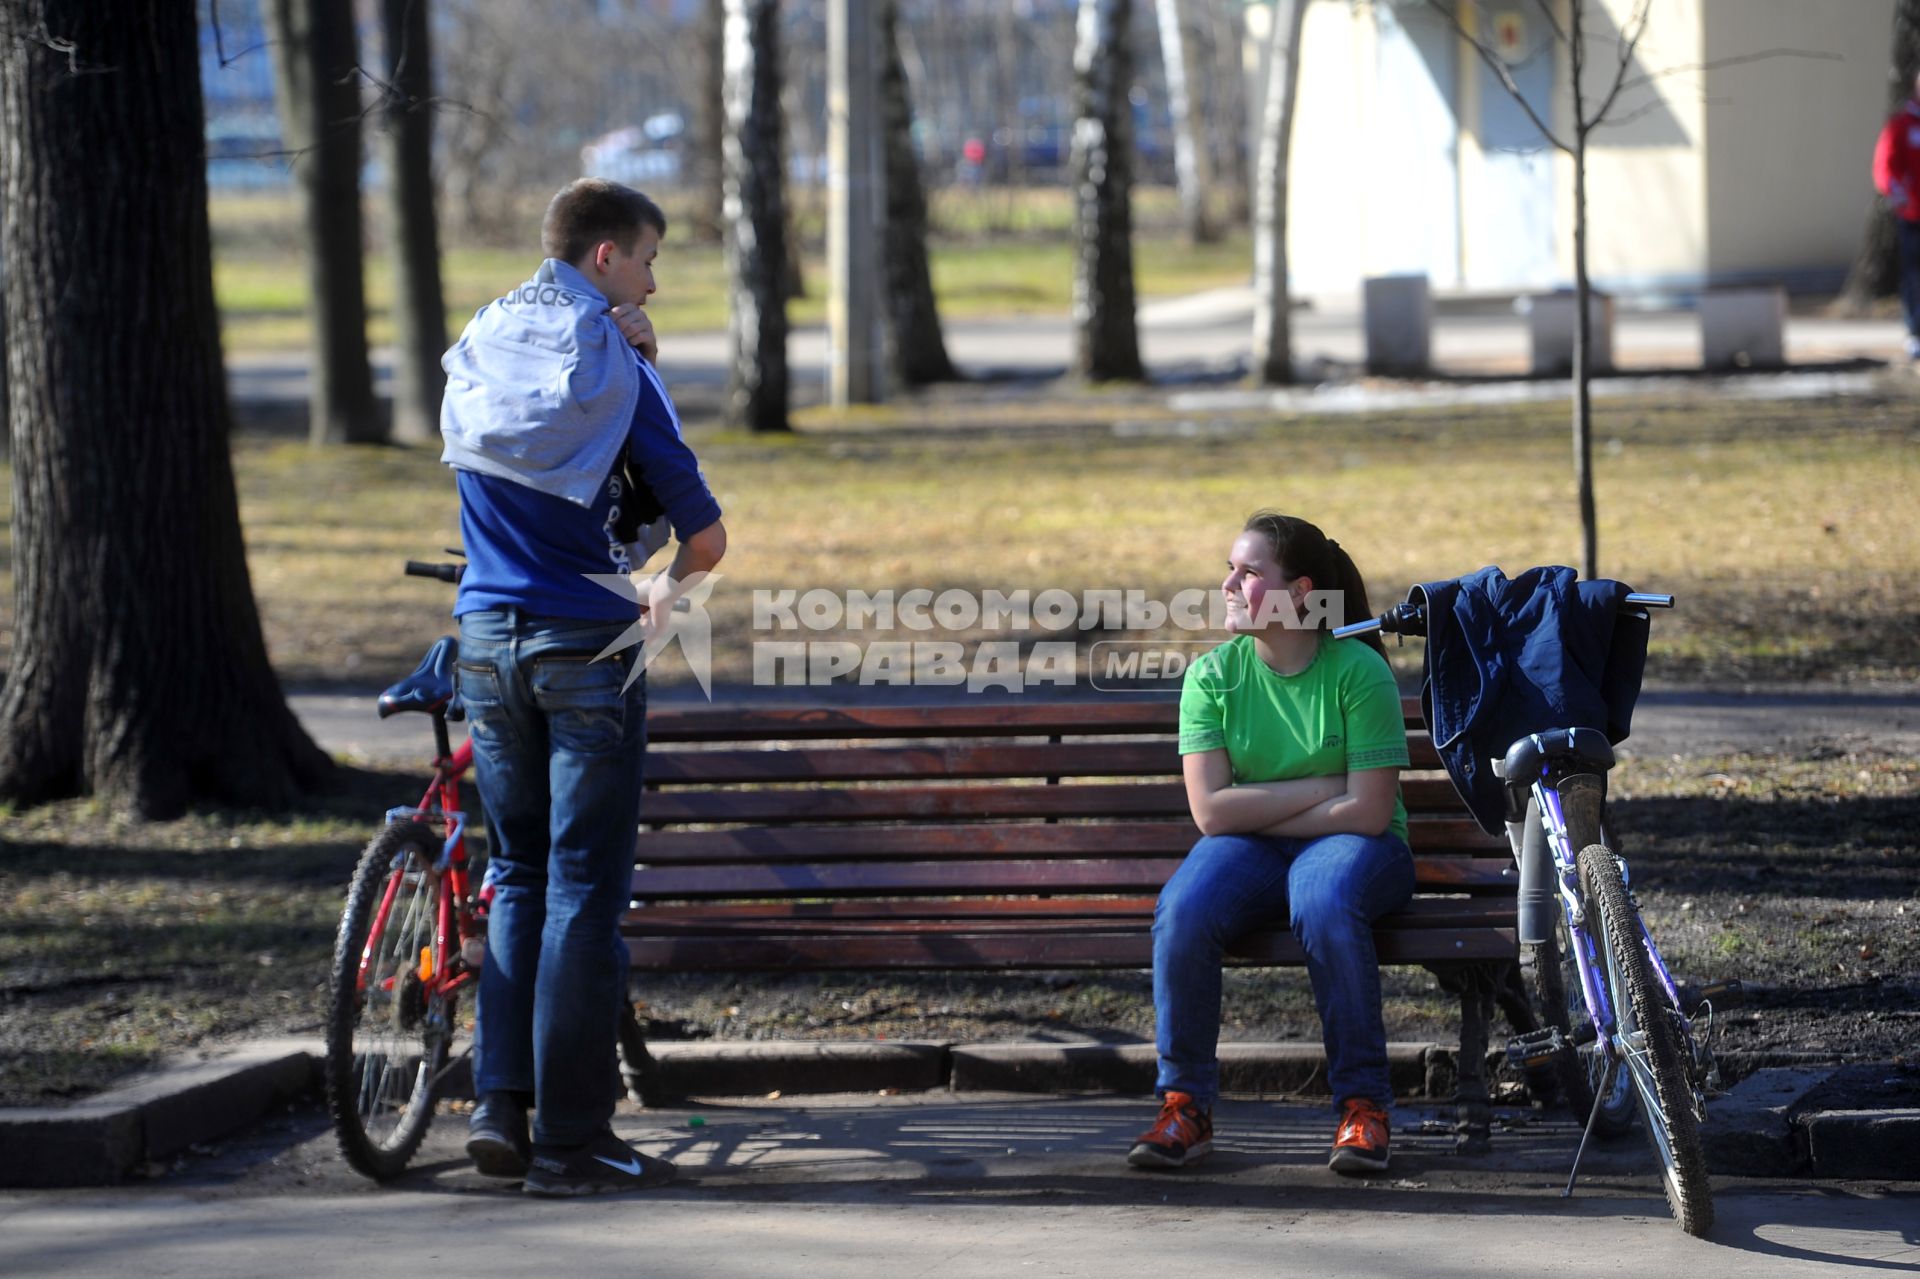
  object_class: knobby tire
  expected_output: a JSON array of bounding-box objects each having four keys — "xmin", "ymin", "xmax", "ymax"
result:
[
  {"xmin": 1579, "ymin": 842, "xmax": 1715, "ymax": 1237},
  {"xmin": 325, "ymin": 820, "xmax": 452, "ymax": 1181}
]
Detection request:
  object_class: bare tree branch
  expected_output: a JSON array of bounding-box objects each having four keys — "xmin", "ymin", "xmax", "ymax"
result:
[
  {"xmin": 1618, "ymin": 47, "xmax": 1845, "ymax": 94},
  {"xmin": 1429, "ymin": 0, "xmax": 1571, "ymax": 153},
  {"xmin": 1585, "ymin": 0, "xmax": 1652, "ymax": 130},
  {"xmin": 1530, "ymin": 0, "xmax": 1568, "ymax": 47}
]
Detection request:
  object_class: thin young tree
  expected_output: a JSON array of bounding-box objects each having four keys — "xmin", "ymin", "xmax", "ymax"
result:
[
  {"xmin": 723, "ymin": 0, "xmax": 792, "ymax": 433},
  {"xmin": 266, "ymin": 0, "xmax": 380, "ymax": 445},
  {"xmin": 0, "ymin": 0, "xmax": 333, "ymax": 817},
  {"xmin": 1155, "ymin": 0, "xmax": 1217, "ymax": 244},
  {"xmin": 380, "ymin": 0, "xmax": 447, "ymax": 445},
  {"xmin": 1435, "ymin": 0, "xmax": 1652, "ymax": 581},
  {"xmin": 1250, "ymin": 0, "xmax": 1306, "ymax": 385},
  {"xmin": 879, "ymin": 0, "xmax": 959, "ymax": 386},
  {"xmin": 1071, "ymin": 0, "xmax": 1145, "ymax": 382},
  {"xmin": 1837, "ymin": 0, "xmax": 1920, "ymax": 312}
]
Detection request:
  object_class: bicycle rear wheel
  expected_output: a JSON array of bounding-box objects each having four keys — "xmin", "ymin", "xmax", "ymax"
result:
[
  {"xmin": 325, "ymin": 820, "xmax": 453, "ymax": 1181},
  {"xmin": 1578, "ymin": 841, "xmax": 1714, "ymax": 1237},
  {"xmin": 1525, "ymin": 774, "xmax": 1634, "ymax": 1135}
]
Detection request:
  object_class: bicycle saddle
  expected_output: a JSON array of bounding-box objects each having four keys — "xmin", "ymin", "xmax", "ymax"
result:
[
  {"xmin": 378, "ymin": 635, "xmax": 465, "ymax": 720},
  {"xmin": 1493, "ymin": 726, "xmax": 1614, "ymax": 781}
]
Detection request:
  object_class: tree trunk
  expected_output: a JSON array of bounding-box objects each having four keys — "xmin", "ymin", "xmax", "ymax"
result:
[
  {"xmin": 1071, "ymin": 0, "xmax": 1145, "ymax": 383},
  {"xmin": 1209, "ymin": 0, "xmax": 1252, "ymax": 227},
  {"xmin": 0, "ymin": 0, "xmax": 333, "ymax": 817},
  {"xmin": 1154, "ymin": 0, "xmax": 1216, "ymax": 244},
  {"xmin": 723, "ymin": 0, "xmax": 791, "ymax": 433},
  {"xmin": 1251, "ymin": 0, "xmax": 1306, "ymax": 385},
  {"xmin": 689, "ymin": 0, "xmax": 727, "ymax": 243},
  {"xmin": 267, "ymin": 0, "xmax": 379, "ymax": 445},
  {"xmin": 1837, "ymin": 0, "xmax": 1920, "ymax": 312},
  {"xmin": 1570, "ymin": 1, "xmax": 1598, "ymax": 581},
  {"xmin": 381, "ymin": 0, "xmax": 447, "ymax": 446},
  {"xmin": 879, "ymin": 0, "xmax": 959, "ymax": 386}
]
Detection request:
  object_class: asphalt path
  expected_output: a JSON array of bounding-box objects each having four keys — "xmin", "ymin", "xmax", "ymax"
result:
[
  {"xmin": 4, "ymin": 1095, "xmax": 1915, "ymax": 1276},
  {"xmin": 290, "ymin": 681, "xmax": 1920, "ymax": 766},
  {"xmin": 225, "ymin": 285, "xmax": 1914, "ymax": 407}
]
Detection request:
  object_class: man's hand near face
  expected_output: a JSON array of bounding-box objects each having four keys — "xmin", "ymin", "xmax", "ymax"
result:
[{"xmin": 610, "ymin": 302, "xmax": 656, "ymax": 364}]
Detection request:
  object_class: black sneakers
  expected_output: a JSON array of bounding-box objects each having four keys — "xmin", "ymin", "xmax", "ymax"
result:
[
  {"xmin": 466, "ymin": 1092, "xmax": 531, "ymax": 1178},
  {"xmin": 522, "ymin": 1127, "xmax": 677, "ymax": 1197}
]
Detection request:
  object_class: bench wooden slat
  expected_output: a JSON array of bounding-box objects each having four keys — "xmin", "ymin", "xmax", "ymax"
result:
[
  {"xmin": 640, "ymin": 776, "xmax": 1471, "ymax": 825},
  {"xmin": 629, "ymin": 856, "xmax": 1515, "ymax": 900},
  {"xmin": 643, "ymin": 696, "xmax": 1430, "ymax": 743},
  {"xmin": 634, "ymin": 814, "xmax": 1499, "ymax": 865},
  {"xmin": 645, "ymin": 736, "xmax": 1443, "ymax": 784},
  {"xmin": 624, "ymin": 926, "xmax": 1516, "ymax": 971},
  {"xmin": 628, "ymin": 897, "xmax": 1516, "ymax": 933}
]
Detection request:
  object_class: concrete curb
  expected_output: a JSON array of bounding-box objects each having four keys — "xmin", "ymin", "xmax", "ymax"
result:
[
  {"xmin": 0, "ymin": 1039, "xmax": 314, "ymax": 1188},
  {"xmin": 5, "ymin": 1039, "xmax": 1912, "ymax": 1187}
]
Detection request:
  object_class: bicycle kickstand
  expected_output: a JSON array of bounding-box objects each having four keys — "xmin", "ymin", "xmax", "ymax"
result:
[{"xmin": 1563, "ymin": 1057, "xmax": 1621, "ymax": 1199}]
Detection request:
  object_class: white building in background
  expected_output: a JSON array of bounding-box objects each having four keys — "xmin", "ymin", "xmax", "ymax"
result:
[{"xmin": 1251, "ymin": 0, "xmax": 1895, "ymax": 297}]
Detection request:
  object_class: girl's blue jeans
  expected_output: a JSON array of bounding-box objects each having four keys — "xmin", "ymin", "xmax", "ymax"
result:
[
  {"xmin": 458, "ymin": 607, "xmax": 644, "ymax": 1149},
  {"xmin": 1153, "ymin": 830, "xmax": 1416, "ymax": 1110}
]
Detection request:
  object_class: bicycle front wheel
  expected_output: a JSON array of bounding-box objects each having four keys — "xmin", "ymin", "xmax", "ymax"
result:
[
  {"xmin": 325, "ymin": 820, "xmax": 454, "ymax": 1181},
  {"xmin": 1578, "ymin": 842, "xmax": 1714, "ymax": 1237}
]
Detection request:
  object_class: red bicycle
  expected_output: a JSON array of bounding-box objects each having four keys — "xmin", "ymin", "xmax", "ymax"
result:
[
  {"xmin": 323, "ymin": 558, "xmax": 485, "ymax": 1180},
  {"xmin": 325, "ymin": 558, "xmax": 664, "ymax": 1182}
]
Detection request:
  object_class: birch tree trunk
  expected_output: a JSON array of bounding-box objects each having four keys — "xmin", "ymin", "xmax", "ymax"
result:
[
  {"xmin": 1155, "ymin": 0, "xmax": 1216, "ymax": 243},
  {"xmin": 266, "ymin": 0, "xmax": 379, "ymax": 445},
  {"xmin": 879, "ymin": 0, "xmax": 958, "ymax": 386},
  {"xmin": 1071, "ymin": 0, "xmax": 1144, "ymax": 383},
  {"xmin": 1251, "ymin": 0, "xmax": 1306, "ymax": 385},
  {"xmin": 0, "ymin": 0, "xmax": 333, "ymax": 816},
  {"xmin": 381, "ymin": 0, "xmax": 447, "ymax": 445},
  {"xmin": 723, "ymin": 0, "xmax": 791, "ymax": 433}
]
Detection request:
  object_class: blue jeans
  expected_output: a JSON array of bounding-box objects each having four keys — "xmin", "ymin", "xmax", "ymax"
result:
[
  {"xmin": 1152, "ymin": 831, "xmax": 1416, "ymax": 1110},
  {"xmin": 458, "ymin": 608, "xmax": 645, "ymax": 1148},
  {"xmin": 1900, "ymin": 219, "xmax": 1920, "ymax": 341}
]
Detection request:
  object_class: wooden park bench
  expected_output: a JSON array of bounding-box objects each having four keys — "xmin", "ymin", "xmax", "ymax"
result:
[{"xmin": 625, "ymin": 697, "xmax": 1543, "ymax": 1150}]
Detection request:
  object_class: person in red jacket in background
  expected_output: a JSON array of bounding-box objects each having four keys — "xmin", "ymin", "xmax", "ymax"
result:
[{"xmin": 1873, "ymin": 72, "xmax": 1920, "ymax": 359}]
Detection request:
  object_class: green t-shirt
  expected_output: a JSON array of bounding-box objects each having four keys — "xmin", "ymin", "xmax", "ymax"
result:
[{"xmin": 1178, "ymin": 634, "xmax": 1410, "ymax": 843}]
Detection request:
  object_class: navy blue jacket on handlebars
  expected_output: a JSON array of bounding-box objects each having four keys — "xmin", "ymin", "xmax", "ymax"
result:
[{"xmin": 1409, "ymin": 566, "xmax": 1650, "ymax": 834}]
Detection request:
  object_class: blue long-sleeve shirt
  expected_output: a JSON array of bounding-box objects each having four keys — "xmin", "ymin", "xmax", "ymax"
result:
[{"xmin": 453, "ymin": 355, "xmax": 721, "ymax": 621}]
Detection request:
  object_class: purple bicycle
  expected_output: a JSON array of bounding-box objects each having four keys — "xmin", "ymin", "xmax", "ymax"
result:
[{"xmin": 1338, "ymin": 587, "xmax": 1723, "ymax": 1237}]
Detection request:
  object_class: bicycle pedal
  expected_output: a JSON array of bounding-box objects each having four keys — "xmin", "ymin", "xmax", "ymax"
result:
[{"xmin": 1506, "ymin": 1027, "xmax": 1568, "ymax": 1068}]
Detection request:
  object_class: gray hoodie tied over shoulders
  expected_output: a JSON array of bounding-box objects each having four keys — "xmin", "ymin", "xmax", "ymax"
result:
[{"xmin": 439, "ymin": 258, "xmax": 638, "ymax": 508}]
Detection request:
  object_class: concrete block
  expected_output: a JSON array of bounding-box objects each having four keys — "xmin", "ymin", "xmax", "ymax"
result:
[
  {"xmin": 1527, "ymin": 290, "xmax": 1614, "ymax": 375},
  {"xmin": 1363, "ymin": 274, "xmax": 1432, "ymax": 375},
  {"xmin": 1698, "ymin": 1065, "xmax": 1831, "ymax": 1177},
  {"xmin": 951, "ymin": 1043, "xmax": 1155, "ymax": 1093},
  {"xmin": 648, "ymin": 1040, "xmax": 949, "ymax": 1097},
  {"xmin": 1802, "ymin": 1108, "xmax": 1920, "ymax": 1179},
  {"xmin": 0, "ymin": 1104, "xmax": 143, "ymax": 1187},
  {"xmin": 106, "ymin": 1042, "xmax": 315, "ymax": 1160},
  {"xmin": 1700, "ymin": 287, "xmax": 1786, "ymax": 369}
]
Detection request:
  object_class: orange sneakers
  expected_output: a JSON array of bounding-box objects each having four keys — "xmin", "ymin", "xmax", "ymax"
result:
[
  {"xmin": 1329, "ymin": 1097, "xmax": 1391, "ymax": 1175},
  {"xmin": 1127, "ymin": 1090, "xmax": 1214, "ymax": 1169}
]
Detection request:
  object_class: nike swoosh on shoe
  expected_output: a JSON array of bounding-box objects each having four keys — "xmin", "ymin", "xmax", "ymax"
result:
[{"xmin": 594, "ymin": 1154, "xmax": 645, "ymax": 1175}]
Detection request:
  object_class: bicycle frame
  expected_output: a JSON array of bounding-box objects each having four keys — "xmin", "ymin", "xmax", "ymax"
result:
[
  {"xmin": 358, "ymin": 730, "xmax": 480, "ymax": 1007},
  {"xmin": 1529, "ymin": 771, "xmax": 1696, "ymax": 1073}
]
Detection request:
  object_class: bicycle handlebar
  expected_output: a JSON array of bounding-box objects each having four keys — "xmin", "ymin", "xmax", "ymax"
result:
[
  {"xmin": 1330, "ymin": 591, "xmax": 1674, "ymax": 640},
  {"xmin": 404, "ymin": 561, "xmax": 463, "ymax": 583}
]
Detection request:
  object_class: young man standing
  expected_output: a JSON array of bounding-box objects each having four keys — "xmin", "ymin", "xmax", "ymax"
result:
[{"xmin": 440, "ymin": 179, "xmax": 726, "ymax": 1196}]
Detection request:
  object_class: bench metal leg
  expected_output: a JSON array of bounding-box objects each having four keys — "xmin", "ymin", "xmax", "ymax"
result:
[{"xmin": 1428, "ymin": 961, "xmax": 1495, "ymax": 1155}]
